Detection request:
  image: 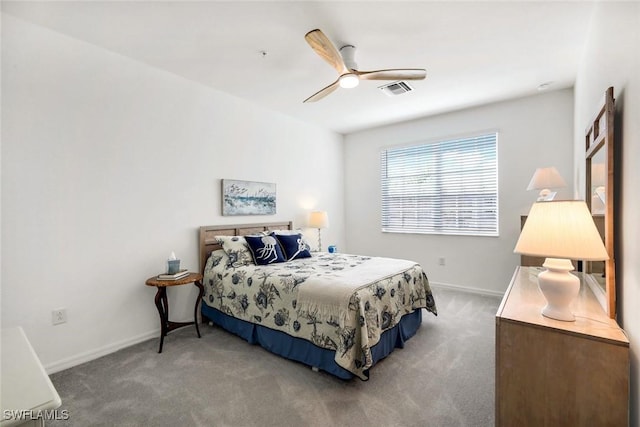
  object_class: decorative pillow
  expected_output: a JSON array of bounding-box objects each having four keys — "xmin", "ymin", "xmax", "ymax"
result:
[
  {"xmin": 275, "ymin": 233, "xmax": 312, "ymax": 261},
  {"xmin": 205, "ymin": 248, "xmax": 230, "ymax": 271},
  {"xmin": 216, "ymin": 236, "xmax": 253, "ymax": 267},
  {"xmin": 272, "ymin": 229, "xmax": 312, "ymax": 250},
  {"xmin": 244, "ymin": 234, "xmax": 287, "ymax": 265}
]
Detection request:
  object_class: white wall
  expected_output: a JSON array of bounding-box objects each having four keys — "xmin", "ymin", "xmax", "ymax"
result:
[
  {"xmin": 1, "ymin": 15, "xmax": 344, "ymax": 372},
  {"xmin": 344, "ymin": 89, "xmax": 574, "ymax": 295},
  {"xmin": 573, "ymin": 2, "xmax": 640, "ymax": 424}
]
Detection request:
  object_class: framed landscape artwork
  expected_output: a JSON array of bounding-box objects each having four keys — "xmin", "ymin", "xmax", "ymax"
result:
[{"xmin": 222, "ymin": 179, "xmax": 276, "ymax": 216}]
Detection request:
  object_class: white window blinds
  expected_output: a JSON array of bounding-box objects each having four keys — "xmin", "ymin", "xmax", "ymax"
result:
[{"xmin": 381, "ymin": 133, "xmax": 498, "ymax": 236}]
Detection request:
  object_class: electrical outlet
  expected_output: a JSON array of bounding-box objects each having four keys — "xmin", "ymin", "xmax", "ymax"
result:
[
  {"xmin": 52, "ymin": 308, "xmax": 67, "ymax": 325},
  {"xmin": 438, "ymin": 257, "xmax": 446, "ymax": 266}
]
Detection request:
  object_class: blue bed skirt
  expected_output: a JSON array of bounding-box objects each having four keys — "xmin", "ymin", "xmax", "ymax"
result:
[{"xmin": 201, "ymin": 303, "xmax": 423, "ymax": 380}]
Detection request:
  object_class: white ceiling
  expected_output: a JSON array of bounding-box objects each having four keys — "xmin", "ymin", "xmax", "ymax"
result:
[{"xmin": 2, "ymin": 1, "xmax": 595, "ymax": 134}]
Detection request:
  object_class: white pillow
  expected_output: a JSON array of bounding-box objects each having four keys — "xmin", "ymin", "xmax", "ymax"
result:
[
  {"xmin": 215, "ymin": 235, "xmax": 253, "ymax": 267},
  {"xmin": 206, "ymin": 248, "xmax": 230, "ymax": 271}
]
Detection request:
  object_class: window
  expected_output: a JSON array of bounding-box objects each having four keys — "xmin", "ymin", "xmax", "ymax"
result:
[{"xmin": 380, "ymin": 133, "xmax": 498, "ymax": 236}]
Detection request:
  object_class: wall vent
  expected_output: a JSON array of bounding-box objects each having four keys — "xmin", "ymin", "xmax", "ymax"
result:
[{"xmin": 378, "ymin": 81, "xmax": 413, "ymax": 96}]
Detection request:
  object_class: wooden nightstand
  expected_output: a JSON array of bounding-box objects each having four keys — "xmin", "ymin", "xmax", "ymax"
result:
[
  {"xmin": 145, "ymin": 272, "xmax": 204, "ymax": 353},
  {"xmin": 495, "ymin": 266, "xmax": 629, "ymax": 426}
]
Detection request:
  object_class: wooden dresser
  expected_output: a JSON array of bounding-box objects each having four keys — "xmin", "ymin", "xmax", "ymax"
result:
[{"xmin": 495, "ymin": 266, "xmax": 629, "ymax": 426}]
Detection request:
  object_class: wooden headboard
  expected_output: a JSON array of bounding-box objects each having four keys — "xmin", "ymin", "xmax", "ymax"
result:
[{"xmin": 199, "ymin": 221, "xmax": 293, "ymax": 273}]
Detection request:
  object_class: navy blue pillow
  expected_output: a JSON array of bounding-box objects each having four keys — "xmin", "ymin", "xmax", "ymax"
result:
[
  {"xmin": 276, "ymin": 233, "xmax": 312, "ymax": 261},
  {"xmin": 244, "ymin": 234, "xmax": 286, "ymax": 265}
]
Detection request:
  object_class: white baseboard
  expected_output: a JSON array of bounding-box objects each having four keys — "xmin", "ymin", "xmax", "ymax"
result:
[
  {"xmin": 430, "ymin": 281, "xmax": 504, "ymax": 298},
  {"xmin": 45, "ymin": 328, "xmax": 160, "ymax": 374}
]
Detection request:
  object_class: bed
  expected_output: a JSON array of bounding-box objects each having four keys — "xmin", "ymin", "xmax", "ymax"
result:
[{"xmin": 199, "ymin": 221, "xmax": 437, "ymax": 380}]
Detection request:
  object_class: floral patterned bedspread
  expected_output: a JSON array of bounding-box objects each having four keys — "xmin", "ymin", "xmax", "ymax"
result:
[{"xmin": 203, "ymin": 250, "xmax": 437, "ymax": 380}]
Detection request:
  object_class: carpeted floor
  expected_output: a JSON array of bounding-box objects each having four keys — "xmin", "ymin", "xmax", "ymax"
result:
[{"xmin": 49, "ymin": 287, "xmax": 501, "ymax": 427}]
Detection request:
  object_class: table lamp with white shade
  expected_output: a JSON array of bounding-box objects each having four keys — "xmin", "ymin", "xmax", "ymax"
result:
[
  {"xmin": 514, "ymin": 200, "xmax": 609, "ymax": 321},
  {"xmin": 308, "ymin": 210, "xmax": 329, "ymax": 252},
  {"xmin": 527, "ymin": 166, "xmax": 567, "ymax": 201}
]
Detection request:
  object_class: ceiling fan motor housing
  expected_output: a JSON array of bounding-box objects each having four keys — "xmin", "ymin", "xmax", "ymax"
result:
[{"xmin": 339, "ymin": 45, "xmax": 358, "ymax": 70}]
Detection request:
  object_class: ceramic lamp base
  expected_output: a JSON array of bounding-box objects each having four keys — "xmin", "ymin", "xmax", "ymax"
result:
[{"xmin": 538, "ymin": 258, "xmax": 580, "ymax": 322}]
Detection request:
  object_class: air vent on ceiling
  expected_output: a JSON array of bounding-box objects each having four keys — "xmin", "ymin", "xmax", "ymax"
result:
[{"xmin": 378, "ymin": 81, "xmax": 413, "ymax": 97}]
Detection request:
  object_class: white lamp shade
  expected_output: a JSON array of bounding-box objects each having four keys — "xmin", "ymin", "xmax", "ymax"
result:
[
  {"xmin": 514, "ymin": 200, "xmax": 608, "ymax": 261},
  {"xmin": 308, "ymin": 211, "xmax": 329, "ymax": 229},
  {"xmin": 526, "ymin": 167, "xmax": 567, "ymax": 191}
]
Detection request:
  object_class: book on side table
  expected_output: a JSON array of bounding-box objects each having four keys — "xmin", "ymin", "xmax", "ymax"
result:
[{"xmin": 157, "ymin": 269, "xmax": 189, "ymax": 280}]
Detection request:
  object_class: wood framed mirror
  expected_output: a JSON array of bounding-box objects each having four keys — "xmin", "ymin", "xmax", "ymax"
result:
[{"xmin": 585, "ymin": 86, "xmax": 615, "ymax": 318}]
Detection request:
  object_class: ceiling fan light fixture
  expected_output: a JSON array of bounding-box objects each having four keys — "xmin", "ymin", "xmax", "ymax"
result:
[{"xmin": 339, "ymin": 73, "xmax": 359, "ymax": 89}]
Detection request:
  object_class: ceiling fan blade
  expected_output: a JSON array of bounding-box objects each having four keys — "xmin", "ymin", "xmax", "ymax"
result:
[
  {"xmin": 305, "ymin": 29, "xmax": 348, "ymax": 75},
  {"xmin": 303, "ymin": 79, "xmax": 340, "ymax": 103},
  {"xmin": 356, "ymin": 69, "xmax": 427, "ymax": 81}
]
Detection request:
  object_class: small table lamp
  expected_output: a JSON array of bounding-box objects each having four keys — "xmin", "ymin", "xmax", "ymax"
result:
[
  {"xmin": 308, "ymin": 211, "xmax": 329, "ymax": 252},
  {"xmin": 514, "ymin": 200, "xmax": 609, "ymax": 321},
  {"xmin": 527, "ymin": 167, "xmax": 567, "ymax": 201}
]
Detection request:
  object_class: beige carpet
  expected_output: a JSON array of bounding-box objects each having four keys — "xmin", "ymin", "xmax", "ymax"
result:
[{"xmin": 49, "ymin": 287, "xmax": 500, "ymax": 427}]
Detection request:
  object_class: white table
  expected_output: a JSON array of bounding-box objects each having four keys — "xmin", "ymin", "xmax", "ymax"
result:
[{"xmin": 1, "ymin": 327, "xmax": 62, "ymax": 427}]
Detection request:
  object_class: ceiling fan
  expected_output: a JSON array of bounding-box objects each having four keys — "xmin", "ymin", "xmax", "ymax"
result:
[{"xmin": 303, "ymin": 29, "xmax": 427, "ymax": 103}]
